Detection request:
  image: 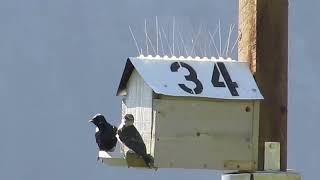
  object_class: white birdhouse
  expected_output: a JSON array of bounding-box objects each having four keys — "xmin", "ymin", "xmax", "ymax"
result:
[{"xmin": 100, "ymin": 56, "xmax": 263, "ymax": 171}]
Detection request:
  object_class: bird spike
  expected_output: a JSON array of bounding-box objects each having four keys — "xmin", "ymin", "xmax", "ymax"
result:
[
  {"xmin": 130, "ymin": 17, "xmax": 237, "ymax": 59},
  {"xmin": 156, "ymin": 16, "xmax": 159, "ymax": 55},
  {"xmin": 129, "ymin": 25, "xmax": 141, "ymax": 55},
  {"xmin": 218, "ymin": 20, "xmax": 222, "ymax": 57}
]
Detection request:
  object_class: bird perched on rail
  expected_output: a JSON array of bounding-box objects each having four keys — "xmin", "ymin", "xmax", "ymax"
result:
[
  {"xmin": 117, "ymin": 114, "xmax": 154, "ymax": 168},
  {"xmin": 89, "ymin": 113, "xmax": 118, "ymax": 153}
]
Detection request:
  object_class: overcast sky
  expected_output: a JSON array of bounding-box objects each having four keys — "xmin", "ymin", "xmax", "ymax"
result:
[{"xmin": 0, "ymin": 0, "xmax": 318, "ymax": 180}]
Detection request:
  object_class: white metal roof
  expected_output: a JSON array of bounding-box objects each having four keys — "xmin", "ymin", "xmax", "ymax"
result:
[{"xmin": 117, "ymin": 56, "xmax": 263, "ymax": 100}]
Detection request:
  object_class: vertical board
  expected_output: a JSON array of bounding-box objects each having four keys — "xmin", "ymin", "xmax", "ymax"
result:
[
  {"xmin": 150, "ymin": 109, "xmax": 157, "ymax": 157},
  {"xmin": 153, "ymin": 98, "xmax": 258, "ymax": 170},
  {"xmin": 252, "ymin": 101, "xmax": 260, "ymax": 170},
  {"xmin": 239, "ymin": 0, "xmax": 288, "ymax": 170},
  {"xmin": 264, "ymin": 142, "xmax": 280, "ymax": 170},
  {"xmin": 122, "ymin": 70, "xmax": 153, "ymax": 154}
]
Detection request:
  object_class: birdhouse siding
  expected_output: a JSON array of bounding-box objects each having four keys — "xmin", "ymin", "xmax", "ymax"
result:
[
  {"xmin": 121, "ymin": 70, "xmax": 153, "ymax": 154},
  {"xmin": 153, "ymin": 98, "xmax": 259, "ymax": 170}
]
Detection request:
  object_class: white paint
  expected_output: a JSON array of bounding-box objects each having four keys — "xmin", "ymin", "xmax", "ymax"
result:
[
  {"xmin": 120, "ymin": 70, "xmax": 153, "ymax": 154},
  {"xmin": 129, "ymin": 57, "xmax": 263, "ymax": 100},
  {"xmin": 222, "ymin": 174, "xmax": 251, "ymax": 180},
  {"xmin": 98, "ymin": 151, "xmax": 127, "ymax": 167},
  {"xmin": 137, "ymin": 54, "xmax": 228, "ymax": 61}
]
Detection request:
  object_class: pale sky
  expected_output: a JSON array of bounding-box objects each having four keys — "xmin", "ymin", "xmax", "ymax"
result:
[{"xmin": 0, "ymin": 0, "xmax": 318, "ymax": 179}]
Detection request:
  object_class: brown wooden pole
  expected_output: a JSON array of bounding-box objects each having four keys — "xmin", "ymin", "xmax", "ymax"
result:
[{"xmin": 238, "ymin": 0, "xmax": 288, "ymax": 171}]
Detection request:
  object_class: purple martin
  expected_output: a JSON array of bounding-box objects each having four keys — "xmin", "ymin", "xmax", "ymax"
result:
[
  {"xmin": 89, "ymin": 114, "xmax": 118, "ymax": 152},
  {"xmin": 117, "ymin": 114, "xmax": 154, "ymax": 168}
]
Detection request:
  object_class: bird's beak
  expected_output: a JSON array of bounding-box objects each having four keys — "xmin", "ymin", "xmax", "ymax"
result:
[{"xmin": 88, "ymin": 119, "xmax": 93, "ymax": 123}]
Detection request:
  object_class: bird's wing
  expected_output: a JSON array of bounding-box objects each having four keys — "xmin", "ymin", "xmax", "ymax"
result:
[
  {"xmin": 96, "ymin": 126, "xmax": 118, "ymax": 151},
  {"xmin": 118, "ymin": 126, "xmax": 147, "ymax": 156},
  {"xmin": 95, "ymin": 131, "xmax": 104, "ymax": 150}
]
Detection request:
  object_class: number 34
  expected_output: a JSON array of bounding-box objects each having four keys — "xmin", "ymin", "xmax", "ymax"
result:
[{"xmin": 170, "ymin": 61, "xmax": 239, "ymax": 96}]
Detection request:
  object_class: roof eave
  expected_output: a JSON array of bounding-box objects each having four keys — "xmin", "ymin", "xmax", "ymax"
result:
[{"xmin": 116, "ymin": 58, "xmax": 134, "ymax": 96}]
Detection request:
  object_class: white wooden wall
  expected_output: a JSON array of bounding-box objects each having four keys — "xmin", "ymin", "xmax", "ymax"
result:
[{"xmin": 121, "ymin": 70, "xmax": 153, "ymax": 154}]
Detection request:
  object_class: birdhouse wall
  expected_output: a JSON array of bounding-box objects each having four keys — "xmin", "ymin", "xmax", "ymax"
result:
[
  {"xmin": 152, "ymin": 98, "xmax": 260, "ymax": 170},
  {"xmin": 121, "ymin": 70, "xmax": 154, "ymax": 154}
]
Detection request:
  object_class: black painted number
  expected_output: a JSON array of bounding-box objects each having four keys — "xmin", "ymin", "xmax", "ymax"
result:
[
  {"xmin": 170, "ymin": 61, "xmax": 239, "ymax": 96},
  {"xmin": 170, "ymin": 62, "xmax": 203, "ymax": 94},
  {"xmin": 211, "ymin": 64, "xmax": 226, "ymax": 87},
  {"xmin": 212, "ymin": 62, "xmax": 239, "ymax": 96}
]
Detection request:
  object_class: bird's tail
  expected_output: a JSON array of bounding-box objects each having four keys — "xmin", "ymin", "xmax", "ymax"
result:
[{"xmin": 142, "ymin": 154, "xmax": 154, "ymax": 168}]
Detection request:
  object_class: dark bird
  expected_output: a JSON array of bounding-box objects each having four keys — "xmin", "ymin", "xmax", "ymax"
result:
[
  {"xmin": 117, "ymin": 114, "xmax": 154, "ymax": 168},
  {"xmin": 89, "ymin": 114, "xmax": 118, "ymax": 152}
]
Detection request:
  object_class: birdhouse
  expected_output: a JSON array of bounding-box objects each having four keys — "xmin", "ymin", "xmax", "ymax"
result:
[{"xmin": 100, "ymin": 56, "xmax": 263, "ymax": 171}]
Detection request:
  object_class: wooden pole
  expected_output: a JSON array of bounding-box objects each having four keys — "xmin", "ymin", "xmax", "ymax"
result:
[{"xmin": 238, "ymin": 0, "xmax": 288, "ymax": 171}]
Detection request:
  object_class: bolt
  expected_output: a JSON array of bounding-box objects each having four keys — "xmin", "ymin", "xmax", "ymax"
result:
[
  {"xmin": 203, "ymin": 164, "xmax": 207, "ymax": 168},
  {"xmin": 280, "ymin": 105, "xmax": 287, "ymax": 114},
  {"xmin": 245, "ymin": 106, "xmax": 251, "ymax": 112}
]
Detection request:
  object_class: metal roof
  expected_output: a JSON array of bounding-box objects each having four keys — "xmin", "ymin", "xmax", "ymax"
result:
[{"xmin": 117, "ymin": 56, "xmax": 263, "ymax": 100}]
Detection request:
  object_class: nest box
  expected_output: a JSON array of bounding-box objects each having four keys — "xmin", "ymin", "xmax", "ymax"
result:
[{"xmin": 100, "ymin": 56, "xmax": 263, "ymax": 171}]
